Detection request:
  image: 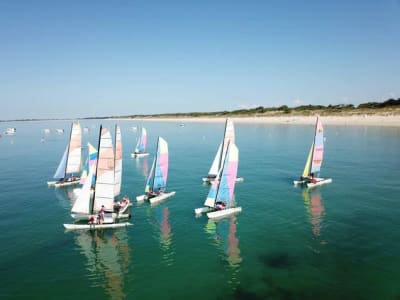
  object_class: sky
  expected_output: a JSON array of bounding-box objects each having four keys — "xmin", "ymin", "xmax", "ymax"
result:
[{"xmin": 0, "ymin": 0, "xmax": 399, "ymax": 120}]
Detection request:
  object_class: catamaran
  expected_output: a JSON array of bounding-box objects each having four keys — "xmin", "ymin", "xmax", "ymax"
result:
[
  {"xmin": 65, "ymin": 126, "xmax": 131, "ymax": 230},
  {"xmin": 131, "ymin": 127, "xmax": 149, "ymax": 157},
  {"xmin": 203, "ymin": 119, "xmax": 243, "ymax": 183},
  {"xmin": 293, "ymin": 116, "xmax": 332, "ymax": 188},
  {"xmin": 195, "ymin": 141, "xmax": 242, "ymax": 219},
  {"xmin": 136, "ymin": 137, "xmax": 176, "ymax": 205},
  {"xmin": 48, "ymin": 122, "xmax": 82, "ymax": 187}
]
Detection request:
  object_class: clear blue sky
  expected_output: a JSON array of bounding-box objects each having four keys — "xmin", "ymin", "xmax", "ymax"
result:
[{"xmin": 1, "ymin": 0, "xmax": 399, "ymax": 120}]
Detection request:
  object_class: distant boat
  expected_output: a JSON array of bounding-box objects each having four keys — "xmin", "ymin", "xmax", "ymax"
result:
[
  {"xmin": 48, "ymin": 122, "xmax": 82, "ymax": 187},
  {"xmin": 293, "ymin": 116, "xmax": 332, "ymax": 188},
  {"xmin": 131, "ymin": 127, "xmax": 149, "ymax": 158},
  {"xmin": 66, "ymin": 126, "xmax": 131, "ymax": 230},
  {"xmin": 203, "ymin": 119, "xmax": 243, "ymax": 183},
  {"xmin": 136, "ymin": 137, "xmax": 175, "ymax": 205},
  {"xmin": 55, "ymin": 128, "xmax": 64, "ymax": 134},
  {"xmin": 43, "ymin": 128, "xmax": 51, "ymax": 134},
  {"xmin": 195, "ymin": 141, "xmax": 242, "ymax": 219},
  {"xmin": 4, "ymin": 128, "xmax": 16, "ymax": 135}
]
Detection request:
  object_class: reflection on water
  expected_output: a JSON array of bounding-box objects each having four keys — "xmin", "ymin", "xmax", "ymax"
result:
[
  {"xmin": 148, "ymin": 206, "xmax": 174, "ymax": 266},
  {"xmin": 73, "ymin": 229, "xmax": 131, "ymax": 300},
  {"xmin": 302, "ymin": 189, "xmax": 325, "ymax": 240},
  {"xmin": 54, "ymin": 186, "xmax": 76, "ymax": 209},
  {"xmin": 135, "ymin": 157, "xmax": 149, "ymax": 179},
  {"xmin": 205, "ymin": 216, "xmax": 242, "ymax": 289}
]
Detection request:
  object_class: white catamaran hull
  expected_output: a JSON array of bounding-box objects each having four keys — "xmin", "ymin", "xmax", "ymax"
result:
[
  {"xmin": 307, "ymin": 178, "xmax": 332, "ymax": 188},
  {"xmin": 194, "ymin": 206, "xmax": 215, "ymax": 215},
  {"xmin": 63, "ymin": 222, "xmax": 132, "ymax": 230},
  {"xmin": 149, "ymin": 191, "xmax": 176, "ymax": 205},
  {"xmin": 202, "ymin": 177, "xmax": 244, "ymax": 183},
  {"xmin": 48, "ymin": 178, "xmax": 81, "ymax": 187},
  {"xmin": 207, "ymin": 207, "xmax": 242, "ymax": 219},
  {"xmin": 131, "ymin": 152, "xmax": 149, "ymax": 158}
]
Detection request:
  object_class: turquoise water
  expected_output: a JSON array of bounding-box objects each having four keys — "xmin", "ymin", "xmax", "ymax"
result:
[{"xmin": 0, "ymin": 120, "xmax": 399, "ymax": 299}]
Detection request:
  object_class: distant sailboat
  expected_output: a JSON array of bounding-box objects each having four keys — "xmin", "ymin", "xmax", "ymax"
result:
[
  {"xmin": 131, "ymin": 127, "xmax": 149, "ymax": 158},
  {"xmin": 196, "ymin": 141, "xmax": 242, "ymax": 219},
  {"xmin": 136, "ymin": 137, "xmax": 176, "ymax": 205},
  {"xmin": 48, "ymin": 122, "xmax": 82, "ymax": 187},
  {"xmin": 293, "ymin": 116, "xmax": 332, "ymax": 188},
  {"xmin": 203, "ymin": 119, "xmax": 243, "ymax": 183}
]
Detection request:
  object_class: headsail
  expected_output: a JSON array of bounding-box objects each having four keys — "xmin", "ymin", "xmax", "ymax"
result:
[
  {"xmin": 302, "ymin": 143, "xmax": 313, "ymax": 178},
  {"xmin": 71, "ymin": 170, "xmax": 93, "ymax": 215},
  {"xmin": 79, "ymin": 143, "xmax": 98, "ymax": 184},
  {"xmin": 114, "ymin": 125, "xmax": 122, "ymax": 197},
  {"xmin": 93, "ymin": 126, "xmax": 115, "ymax": 212},
  {"xmin": 135, "ymin": 127, "xmax": 147, "ymax": 153},
  {"xmin": 54, "ymin": 145, "xmax": 68, "ymax": 179}
]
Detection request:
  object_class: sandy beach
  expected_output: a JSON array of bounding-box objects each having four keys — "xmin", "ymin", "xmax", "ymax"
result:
[{"xmin": 121, "ymin": 114, "xmax": 400, "ymax": 127}]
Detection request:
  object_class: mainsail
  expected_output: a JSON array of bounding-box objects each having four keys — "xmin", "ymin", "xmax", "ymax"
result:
[
  {"xmin": 145, "ymin": 137, "xmax": 169, "ymax": 193},
  {"xmin": 310, "ymin": 117, "xmax": 324, "ymax": 174},
  {"xmin": 54, "ymin": 122, "xmax": 82, "ymax": 178},
  {"xmin": 71, "ymin": 170, "xmax": 93, "ymax": 215},
  {"xmin": 205, "ymin": 142, "xmax": 239, "ymax": 207},
  {"xmin": 208, "ymin": 119, "xmax": 235, "ymax": 177},
  {"xmin": 93, "ymin": 126, "xmax": 115, "ymax": 212},
  {"xmin": 114, "ymin": 125, "xmax": 122, "ymax": 197}
]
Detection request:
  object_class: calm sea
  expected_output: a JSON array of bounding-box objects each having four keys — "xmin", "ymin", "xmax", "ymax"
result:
[{"xmin": 0, "ymin": 120, "xmax": 399, "ymax": 300}]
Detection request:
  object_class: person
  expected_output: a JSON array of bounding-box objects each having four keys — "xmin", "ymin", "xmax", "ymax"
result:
[
  {"xmin": 96, "ymin": 213, "xmax": 102, "ymax": 224},
  {"xmin": 216, "ymin": 201, "xmax": 226, "ymax": 210},
  {"xmin": 121, "ymin": 196, "xmax": 129, "ymax": 207},
  {"xmin": 157, "ymin": 187, "xmax": 162, "ymax": 195},
  {"xmin": 100, "ymin": 205, "xmax": 105, "ymax": 222},
  {"xmin": 88, "ymin": 215, "xmax": 95, "ymax": 225}
]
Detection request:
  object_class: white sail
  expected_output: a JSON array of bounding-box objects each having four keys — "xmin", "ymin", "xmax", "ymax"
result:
[
  {"xmin": 207, "ymin": 119, "xmax": 235, "ymax": 178},
  {"xmin": 66, "ymin": 122, "xmax": 82, "ymax": 174},
  {"xmin": 71, "ymin": 170, "xmax": 93, "ymax": 215},
  {"xmin": 208, "ymin": 143, "xmax": 222, "ymax": 177},
  {"xmin": 93, "ymin": 127, "xmax": 115, "ymax": 212},
  {"xmin": 114, "ymin": 125, "xmax": 122, "ymax": 197}
]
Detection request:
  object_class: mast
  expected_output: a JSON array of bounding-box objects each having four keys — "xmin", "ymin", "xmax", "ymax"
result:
[
  {"xmin": 218, "ymin": 119, "xmax": 229, "ymax": 171},
  {"xmin": 91, "ymin": 125, "xmax": 102, "ymax": 215},
  {"xmin": 64, "ymin": 122, "xmax": 74, "ymax": 178}
]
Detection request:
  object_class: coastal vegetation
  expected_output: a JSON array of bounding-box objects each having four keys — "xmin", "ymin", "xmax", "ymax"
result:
[
  {"xmin": 1, "ymin": 99, "xmax": 399, "ymax": 122},
  {"xmin": 118, "ymin": 98, "xmax": 400, "ymax": 119}
]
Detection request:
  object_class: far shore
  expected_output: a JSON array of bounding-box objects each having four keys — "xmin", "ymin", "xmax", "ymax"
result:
[{"xmin": 113, "ymin": 115, "xmax": 400, "ymax": 127}]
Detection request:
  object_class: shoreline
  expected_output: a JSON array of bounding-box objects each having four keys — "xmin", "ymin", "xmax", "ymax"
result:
[{"xmin": 114, "ymin": 115, "xmax": 400, "ymax": 127}]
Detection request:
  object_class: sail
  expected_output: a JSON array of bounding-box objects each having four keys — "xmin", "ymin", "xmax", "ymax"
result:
[
  {"xmin": 135, "ymin": 127, "xmax": 147, "ymax": 153},
  {"xmin": 66, "ymin": 122, "xmax": 82, "ymax": 174},
  {"xmin": 208, "ymin": 143, "xmax": 222, "ymax": 177},
  {"xmin": 145, "ymin": 137, "xmax": 169, "ymax": 193},
  {"xmin": 80, "ymin": 143, "xmax": 98, "ymax": 184},
  {"xmin": 310, "ymin": 117, "xmax": 324, "ymax": 174},
  {"xmin": 153, "ymin": 137, "xmax": 169, "ymax": 192},
  {"xmin": 71, "ymin": 170, "xmax": 93, "ymax": 214},
  {"xmin": 207, "ymin": 119, "xmax": 235, "ymax": 177},
  {"xmin": 54, "ymin": 145, "xmax": 68, "ymax": 178},
  {"xmin": 204, "ymin": 142, "xmax": 239, "ymax": 207},
  {"xmin": 93, "ymin": 127, "xmax": 115, "ymax": 212},
  {"xmin": 216, "ymin": 143, "xmax": 238, "ymax": 205},
  {"xmin": 302, "ymin": 142, "xmax": 313, "ymax": 178},
  {"xmin": 145, "ymin": 159, "xmax": 156, "ymax": 193},
  {"xmin": 114, "ymin": 125, "xmax": 122, "ymax": 197}
]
